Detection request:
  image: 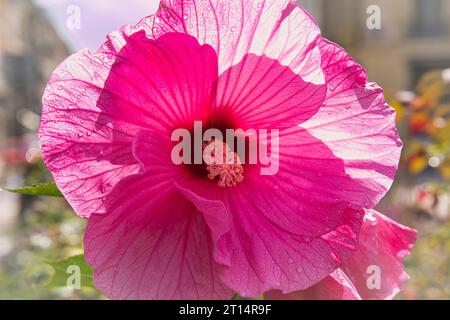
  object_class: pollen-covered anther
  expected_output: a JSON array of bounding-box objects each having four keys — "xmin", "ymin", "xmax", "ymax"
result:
[{"xmin": 203, "ymin": 140, "xmax": 244, "ymax": 187}]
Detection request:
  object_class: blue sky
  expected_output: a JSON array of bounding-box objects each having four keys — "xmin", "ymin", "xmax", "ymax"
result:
[{"xmin": 32, "ymin": 0, "xmax": 160, "ymax": 51}]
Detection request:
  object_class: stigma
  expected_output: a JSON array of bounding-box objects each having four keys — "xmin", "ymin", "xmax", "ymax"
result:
[{"xmin": 203, "ymin": 140, "xmax": 244, "ymax": 187}]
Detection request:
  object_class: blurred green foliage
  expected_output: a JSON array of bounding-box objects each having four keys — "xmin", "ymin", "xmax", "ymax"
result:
[
  {"xmin": 0, "ymin": 160, "xmax": 101, "ymax": 299},
  {"xmin": 401, "ymin": 222, "xmax": 450, "ymax": 299}
]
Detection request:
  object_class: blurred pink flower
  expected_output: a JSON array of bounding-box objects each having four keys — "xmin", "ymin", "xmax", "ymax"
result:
[{"xmin": 39, "ymin": 0, "xmax": 415, "ymax": 299}]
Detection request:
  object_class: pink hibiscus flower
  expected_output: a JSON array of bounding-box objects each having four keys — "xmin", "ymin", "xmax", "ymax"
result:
[{"xmin": 39, "ymin": 0, "xmax": 416, "ymax": 300}]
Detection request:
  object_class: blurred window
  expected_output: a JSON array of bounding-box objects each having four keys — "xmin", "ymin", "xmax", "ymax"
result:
[{"xmin": 413, "ymin": 0, "xmax": 444, "ymax": 37}]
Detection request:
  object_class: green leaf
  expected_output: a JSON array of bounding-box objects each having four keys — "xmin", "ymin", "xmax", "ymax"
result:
[
  {"xmin": 3, "ymin": 182, "xmax": 63, "ymax": 197},
  {"xmin": 45, "ymin": 254, "xmax": 95, "ymax": 289}
]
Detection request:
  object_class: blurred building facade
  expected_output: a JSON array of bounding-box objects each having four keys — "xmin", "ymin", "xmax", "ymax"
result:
[
  {"xmin": 300, "ymin": 0, "xmax": 450, "ymax": 93},
  {"xmin": 0, "ymin": 0, "xmax": 68, "ymax": 144},
  {"xmin": 0, "ymin": 0, "xmax": 68, "ymax": 234}
]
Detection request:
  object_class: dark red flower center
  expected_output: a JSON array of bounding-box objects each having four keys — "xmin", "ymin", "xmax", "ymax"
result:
[{"xmin": 186, "ymin": 112, "xmax": 246, "ymax": 187}]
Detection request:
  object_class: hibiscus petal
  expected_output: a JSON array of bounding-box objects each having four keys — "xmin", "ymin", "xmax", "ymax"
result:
[
  {"xmin": 302, "ymin": 39, "xmax": 403, "ymax": 208},
  {"xmin": 265, "ymin": 269, "xmax": 361, "ymax": 300},
  {"xmin": 155, "ymin": 0, "xmax": 326, "ymax": 128},
  {"xmin": 244, "ymin": 128, "xmax": 375, "ymax": 237},
  {"xmin": 157, "ymin": 0, "xmax": 323, "ymax": 76},
  {"xmin": 84, "ymin": 128, "xmax": 233, "ymax": 299},
  {"xmin": 100, "ymin": 31, "xmax": 218, "ymax": 130},
  {"xmin": 216, "ymin": 198, "xmax": 364, "ymax": 298},
  {"xmin": 213, "ymin": 54, "xmax": 326, "ymax": 129},
  {"xmin": 39, "ymin": 51, "xmax": 141, "ymax": 217},
  {"xmin": 84, "ymin": 174, "xmax": 233, "ymax": 300},
  {"xmin": 182, "ymin": 186, "xmax": 364, "ymax": 299},
  {"xmin": 175, "ymin": 183, "xmax": 232, "ymax": 267},
  {"xmin": 340, "ymin": 210, "xmax": 417, "ymax": 300},
  {"xmin": 40, "ymin": 31, "xmax": 218, "ymax": 217},
  {"xmin": 132, "ymin": 130, "xmax": 233, "ymax": 267}
]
